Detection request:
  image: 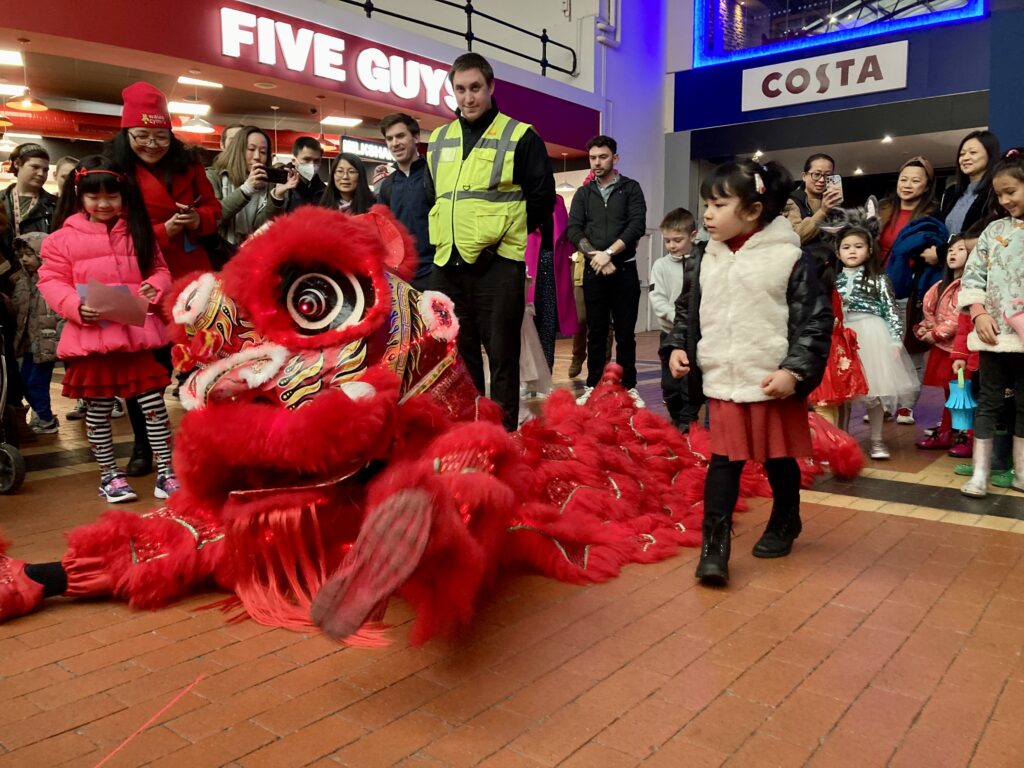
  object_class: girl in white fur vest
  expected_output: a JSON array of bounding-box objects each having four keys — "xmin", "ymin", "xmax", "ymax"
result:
[{"xmin": 663, "ymin": 161, "xmax": 833, "ymax": 586}]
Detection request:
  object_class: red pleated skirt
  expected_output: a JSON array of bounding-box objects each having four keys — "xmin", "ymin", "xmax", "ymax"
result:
[
  {"xmin": 922, "ymin": 347, "xmax": 954, "ymax": 389},
  {"xmin": 62, "ymin": 351, "xmax": 170, "ymax": 400},
  {"xmin": 709, "ymin": 397, "xmax": 813, "ymax": 462}
]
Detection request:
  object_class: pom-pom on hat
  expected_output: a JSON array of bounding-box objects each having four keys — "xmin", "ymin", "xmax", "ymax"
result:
[{"xmin": 121, "ymin": 82, "xmax": 171, "ymax": 129}]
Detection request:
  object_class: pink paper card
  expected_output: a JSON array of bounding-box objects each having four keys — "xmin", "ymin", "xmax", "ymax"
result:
[{"xmin": 84, "ymin": 280, "xmax": 150, "ymax": 327}]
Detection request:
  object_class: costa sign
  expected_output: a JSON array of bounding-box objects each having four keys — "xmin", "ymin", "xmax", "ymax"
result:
[
  {"xmin": 219, "ymin": 7, "xmax": 457, "ymax": 112},
  {"xmin": 741, "ymin": 41, "xmax": 908, "ymax": 112}
]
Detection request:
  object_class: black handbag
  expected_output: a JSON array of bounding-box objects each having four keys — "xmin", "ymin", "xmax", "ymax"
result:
[{"xmin": 197, "ymin": 233, "xmax": 239, "ymax": 271}]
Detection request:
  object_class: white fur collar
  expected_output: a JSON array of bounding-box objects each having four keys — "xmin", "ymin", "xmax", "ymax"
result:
[{"xmin": 705, "ymin": 216, "xmax": 800, "ymax": 258}]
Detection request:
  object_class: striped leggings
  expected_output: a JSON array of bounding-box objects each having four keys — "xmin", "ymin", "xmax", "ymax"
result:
[{"xmin": 86, "ymin": 389, "xmax": 172, "ymax": 479}]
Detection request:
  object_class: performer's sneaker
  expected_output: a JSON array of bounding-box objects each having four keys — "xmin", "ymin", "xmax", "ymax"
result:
[
  {"xmin": 99, "ymin": 474, "xmax": 138, "ymax": 503},
  {"xmin": 627, "ymin": 388, "xmax": 646, "ymax": 408},
  {"xmin": 312, "ymin": 489, "xmax": 432, "ymax": 642},
  {"xmin": 869, "ymin": 441, "xmax": 890, "ymax": 460},
  {"xmin": 154, "ymin": 473, "xmax": 180, "ymax": 500},
  {"xmin": 575, "ymin": 386, "xmax": 593, "ymax": 405},
  {"xmin": 66, "ymin": 399, "xmax": 88, "ymax": 421},
  {"xmin": 0, "ymin": 552, "xmax": 44, "ymax": 622}
]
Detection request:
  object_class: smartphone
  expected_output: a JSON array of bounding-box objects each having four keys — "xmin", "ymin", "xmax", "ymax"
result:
[
  {"xmin": 178, "ymin": 195, "xmax": 203, "ymax": 212},
  {"xmin": 826, "ymin": 174, "xmax": 844, "ymax": 201},
  {"xmin": 265, "ymin": 165, "xmax": 291, "ymax": 185}
]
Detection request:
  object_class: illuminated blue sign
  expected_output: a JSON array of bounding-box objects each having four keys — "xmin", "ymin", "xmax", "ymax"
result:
[{"xmin": 694, "ymin": 0, "xmax": 987, "ymax": 68}]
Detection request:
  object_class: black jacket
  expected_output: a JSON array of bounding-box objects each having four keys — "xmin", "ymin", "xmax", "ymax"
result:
[
  {"xmin": 659, "ymin": 246, "xmax": 833, "ymax": 402},
  {"xmin": 379, "ymin": 157, "xmax": 434, "ymax": 282},
  {"xmin": 565, "ymin": 175, "xmax": 647, "ymax": 266},
  {"xmin": 267, "ymin": 174, "xmax": 328, "ymax": 216},
  {"xmin": 1, "ymin": 185, "xmax": 57, "ymax": 240}
]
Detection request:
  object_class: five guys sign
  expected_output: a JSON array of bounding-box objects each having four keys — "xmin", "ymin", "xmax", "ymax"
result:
[
  {"xmin": 219, "ymin": 6, "xmax": 458, "ymax": 116},
  {"xmin": 741, "ymin": 41, "xmax": 909, "ymax": 112}
]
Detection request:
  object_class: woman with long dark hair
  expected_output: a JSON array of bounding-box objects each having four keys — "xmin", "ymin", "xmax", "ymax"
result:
[
  {"xmin": 320, "ymin": 153, "xmax": 375, "ymax": 214},
  {"xmin": 106, "ymin": 82, "xmax": 222, "ymax": 477},
  {"xmin": 941, "ymin": 130, "xmax": 1000, "ymax": 237}
]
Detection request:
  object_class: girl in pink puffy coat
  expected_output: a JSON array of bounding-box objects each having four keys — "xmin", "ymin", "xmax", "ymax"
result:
[{"xmin": 38, "ymin": 156, "xmax": 176, "ymax": 503}]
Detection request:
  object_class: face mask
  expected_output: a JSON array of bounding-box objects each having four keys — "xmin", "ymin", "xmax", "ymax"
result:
[{"xmin": 296, "ymin": 162, "xmax": 318, "ymax": 182}]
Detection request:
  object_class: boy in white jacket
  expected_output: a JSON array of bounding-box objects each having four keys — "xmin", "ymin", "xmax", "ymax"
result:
[{"xmin": 650, "ymin": 208, "xmax": 703, "ymax": 429}]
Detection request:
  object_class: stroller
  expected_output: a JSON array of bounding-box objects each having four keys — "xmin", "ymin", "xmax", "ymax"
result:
[{"xmin": 0, "ymin": 318, "xmax": 26, "ymax": 494}]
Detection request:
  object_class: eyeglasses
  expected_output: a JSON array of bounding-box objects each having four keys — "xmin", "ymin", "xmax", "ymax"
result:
[
  {"xmin": 128, "ymin": 131, "xmax": 171, "ymax": 147},
  {"xmin": 805, "ymin": 171, "xmax": 830, "ymax": 180}
]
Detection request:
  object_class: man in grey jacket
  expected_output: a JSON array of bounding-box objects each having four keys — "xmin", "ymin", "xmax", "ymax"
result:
[{"xmin": 566, "ymin": 135, "xmax": 647, "ymax": 405}]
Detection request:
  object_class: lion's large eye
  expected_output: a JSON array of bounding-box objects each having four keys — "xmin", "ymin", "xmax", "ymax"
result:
[{"xmin": 285, "ymin": 272, "xmax": 367, "ymax": 334}]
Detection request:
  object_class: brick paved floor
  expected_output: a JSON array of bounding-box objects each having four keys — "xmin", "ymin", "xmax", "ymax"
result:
[{"xmin": 1, "ymin": 333, "xmax": 1022, "ymax": 767}]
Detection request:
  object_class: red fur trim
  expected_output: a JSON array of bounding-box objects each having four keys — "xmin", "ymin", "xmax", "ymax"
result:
[{"xmin": 363, "ymin": 205, "xmax": 419, "ymax": 281}]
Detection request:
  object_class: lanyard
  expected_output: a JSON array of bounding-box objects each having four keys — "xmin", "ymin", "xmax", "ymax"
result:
[{"xmin": 11, "ymin": 191, "xmax": 38, "ymax": 235}]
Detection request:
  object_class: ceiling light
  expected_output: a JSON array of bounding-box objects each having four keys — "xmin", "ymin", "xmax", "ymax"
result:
[
  {"xmin": 0, "ymin": 50, "xmax": 23, "ymax": 67},
  {"xmin": 4, "ymin": 131, "xmax": 42, "ymax": 139},
  {"xmin": 881, "ymin": 135, "xmax": 893, "ymax": 143},
  {"xmin": 176, "ymin": 116, "xmax": 215, "ymax": 134},
  {"xmin": 556, "ymin": 152, "xmax": 575, "ymax": 193},
  {"xmin": 4, "ymin": 92, "xmax": 46, "ymax": 112},
  {"xmin": 177, "ymin": 76, "xmax": 223, "ymax": 89},
  {"xmin": 168, "ymin": 100, "xmax": 211, "ymax": 116},
  {"xmin": 321, "ymin": 116, "xmax": 363, "ymax": 128},
  {"xmin": 0, "ymin": 85, "xmax": 26, "ymax": 97},
  {"xmin": 752, "ymin": 149, "xmax": 764, "ymax": 160},
  {"xmin": 854, "ymin": 167, "xmax": 864, "ymax": 175},
  {"xmin": 5, "ymin": 40, "xmax": 46, "ymax": 112}
]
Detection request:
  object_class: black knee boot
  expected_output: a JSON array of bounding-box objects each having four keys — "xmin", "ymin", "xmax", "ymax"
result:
[
  {"xmin": 753, "ymin": 458, "xmax": 802, "ymax": 558},
  {"xmin": 696, "ymin": 455, "xmax": 743, "ymax": 585},
  {"xmin": 125, "ymin": 397, "xmax": 153, "ymax": 477}
]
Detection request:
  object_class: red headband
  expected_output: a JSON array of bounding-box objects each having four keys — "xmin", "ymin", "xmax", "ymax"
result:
[{"xmin": 74, "ymin": 168, "xmax": 126, "ymax": 186}]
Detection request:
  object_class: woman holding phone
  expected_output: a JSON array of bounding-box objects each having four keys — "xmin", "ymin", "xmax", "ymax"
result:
[
  {"xmin": 106, "ymin": 82, "xmax": 222, "ymax": 477},
  {"xmin": 206, "ymin": 126, "xmax": 273, "ymax": 245}
]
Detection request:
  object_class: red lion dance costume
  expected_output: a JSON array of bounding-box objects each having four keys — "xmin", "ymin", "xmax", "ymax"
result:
[{"xmin": 0, "ymin": 208, "xmax": 860, "ymax": 644}]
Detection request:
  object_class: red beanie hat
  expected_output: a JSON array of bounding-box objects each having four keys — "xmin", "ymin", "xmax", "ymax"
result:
[{"xmin": 121, "ymin": 82, "xmax": 172, "ymax": 129}]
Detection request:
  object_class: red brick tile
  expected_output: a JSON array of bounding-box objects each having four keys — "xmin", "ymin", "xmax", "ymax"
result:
[
  {"xmin": 658, "ymin": 659, "xmax": 742, "ymax": 710},
  {"xmin": 801, "ymin": 603, "xmax": 867, "ymax": 638},
  {"xmin": 805, "ymin": 725, "xmax": 896, "ymax": 767},
  {"xmin": 240, "ymin": 713, "xmax": 365, "ymax": 767},
  {"xmin": 871, "ymin": 647, "xmax": 953, "ymax": 701},
  {"xmin": 60, "ymin": 631, "xmax": 174, "ymax": 675},
  {"xmin": 633, "ymin": 632, "xmax": 712, "ymax": 677},
  {"xmin": 761, "ymin": 689, "xmax": 848, "ymax": 751},
  {"xmin": 0, "ymin": 664, "xmax": 71, "ymax": 703},
  {"xmin": 0, "ymin": 692, "xmax": 125, "ymax": 750},
  {"xmin": 108, "ymin": 658, "xmax": 212, "ymax": 706},
  {"xmin": 268, "ymin": 647, "xmax": 374, "ymax": 697},
  {"xmin": 595, "ymin": 695, "xmax": 691, "ymax": 758},
  {"xmin": 680, "ymin": 691, "xmax": 771, "ymax": 753},
  {"xmin": 418, "ymin": 670, "xmax": 521, "ymax": 724},
  {"xmin": 148, "ymin": 719, "xmax": 278, "ymax": 768},
  {"xmin": 971, "ymin": 720, "xmax": 1024, "ymax": 768},
  {"xmin": 767, "ymin": 627, "xmax": 841, "ymax": 669},
  {"xmin": 86, "ymin": 608, "xmax": 190, "ymax": 645},
  {"xmin": 0, "ymin": 635, "xmax": 102, "ymax": 677},
  {"xmin": 79, "ymin": 691, "xmax": 207, "ymax": 747},
  {"xmin": 642, "ymin": 735, "xmax": 729, "ymax": 768},
  {"xmin": 839, "ymin": 686, "xmax": 922, "ymax": 741},
  {"xmin": 981, "ymin": 595, "xmax": 1024, "ymax": 628},
  {"xmin": 490, "ymin": 639, "xmax": 580, "ymax": 683},
  {"xmin": 508, "ymin": 701, "xmax": 618, "ymax": 765},
  {"xmin": 575, "ymin": 663, "xmax": 669, "ymax": 717},
  {"xmin": 501, "ymin": 667, "xmax": 597, "ymax": 719},
  {"xmin": 704, "ymin": 627, "xmax": 780, "ymax": 671},
  {"xmin": 193, "ymin": 653, "xmax": 296, "ymax": 701},
  {"xmin": 342, "ymin": 673, "xmax": 447, "ymax": 729},
  {"xmin": 335, "ymin": 711, "xmax": 450, "ymax": 767},
  {"xmin": 25, "ymin": 661, "xmax": 143, "ymax": 710},
  {"xmin": 135, "ymin": 628, "xmax": 236, "ymax": 671},
  {"xmin": 560, "ymin": 634, "xmax": 648, "ymax": 679},
  {"xmin": 728, "ymin": 658, "xmax": 807, "ymax": 706},
  {"xmin": 422, "ymin": 706, "xmax": 534, "ymax": 766},
  {"xmin": 862, "ymin": 598, "xmax": 928, "ymax": 635},
  {"xmin": 681, "ymin": 608, "xmax": 750, "ymax": 644},
  {"xmin": 84, "ymin": 724, "xmax": 190, "ymax": 768},
  {"xmin": 559, "ymin": 741, "xmax": 639, "ymax": 767},
  {"xmin": 887, "ymin": 577, "xmax": 947, "ymax": 609},
  {"xmin": 167, "ymin": 682, "xmax": 289, "ymax": 741},
  {"xmin": 476, "ymin": 749, "xmax": 547, "ymax": 768},
  {"xmin": 343, "ymin": 645, "xmax": 440, "ymax": 692},
  {"xmin": 252, "ymin": 680, "xmax": 364, "ymax": 736},
  {"xmin": 727, "ymin": 730, "xmax": 820, "ymax": 768},
  {"xmin": 0, "ymin": 732, "xmax": 95, "ymax": 768}
]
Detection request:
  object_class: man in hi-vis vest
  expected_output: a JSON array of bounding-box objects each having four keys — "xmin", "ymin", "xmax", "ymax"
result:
[{"xmin": 426, "ymin": 53, "xmax": 555, "ymax": 430}]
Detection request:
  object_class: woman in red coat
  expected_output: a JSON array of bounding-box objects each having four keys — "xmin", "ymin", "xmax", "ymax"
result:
[{"xmin": 107, "ymin": 82, "xmax": 222, "ymax": 475}]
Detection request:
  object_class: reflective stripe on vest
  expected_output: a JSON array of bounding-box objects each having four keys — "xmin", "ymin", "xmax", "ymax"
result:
[{"xmin": 427, "ymin": 112, "xmax": 531, "ymax": 266}]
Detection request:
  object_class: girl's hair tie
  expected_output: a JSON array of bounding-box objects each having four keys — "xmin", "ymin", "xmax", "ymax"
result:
[
  {"xmin": 1006, "ymin": 149, "xmax": 1020, "ymax": 158},
  {"xmin": 753, "ymin": 173, "xmax": 766, "ymax": 195},
  {"xmin": 74, "ymin": 168, "xmax": 126, "ymax": 186}
]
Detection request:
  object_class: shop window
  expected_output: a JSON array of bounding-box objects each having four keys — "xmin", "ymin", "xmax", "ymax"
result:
[{"xmin": 694, "ymin": 0, "xmax": 986, "ymax": 67}]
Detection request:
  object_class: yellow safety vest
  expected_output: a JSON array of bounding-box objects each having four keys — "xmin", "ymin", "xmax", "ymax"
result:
[{"xmin": 427, "ymin": 112, "xmax": 531, "ymax": 266}]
